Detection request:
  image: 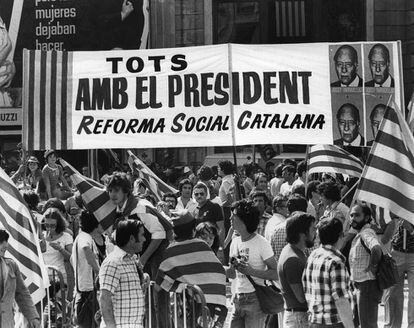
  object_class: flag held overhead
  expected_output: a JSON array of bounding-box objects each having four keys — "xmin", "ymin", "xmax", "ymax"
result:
[{"xmin": 354, "ymin": 106, "xmax": 414, "ymax": 225}]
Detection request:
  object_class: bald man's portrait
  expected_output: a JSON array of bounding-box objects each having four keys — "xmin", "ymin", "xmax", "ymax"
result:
[
  {"xmin": 334, "ymin": 103, "xmax": 364, "ymax": 146},
  {"xmin": 365, "ymin": 43, "xmax": 394, "ymax": 88},
  {"xmin": 331, "ymin": 45, "xmax": 363, "ymax": 87},
  {"xmin": 367, "ymin": 104, "xmax": 390, "ymax": 146}
]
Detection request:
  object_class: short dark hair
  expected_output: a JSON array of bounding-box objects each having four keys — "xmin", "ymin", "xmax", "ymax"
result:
[
  {"xmin": 0, "ymin": 229, "xmax": 9, "ymax": 243},
  {"xmin": 197, "ymin": 165, "xmax": 213, "ymax": 181},
  {"xmin": 274, "ymin": 163, "xmax": 284, "ymax": 178},
  {"xmin": 163, "ymin": 192, "xmax": 177, "ymax": 203},
  {"xmin": 218, "ymin": 160, "xmax": 234, "ymax": 175},
  {"xmin": 287, "ymin": 194, "xmax": 308, "ymax": 213},
  {"xmin": 282, "ymin": 165, "xmax": 296, "ymax": 175},
  {"xmin": 352, "ymin": 204, "xmax": 372, "ymax": 221},
  {"xmin": 173, "ymin": 220, "xmax": 196, "ymax": 240},
  {"xmin": 336, "ymin": 103, "xmax": 360, "ymax": 123},
  {"xmin": 178, "ymin": 178, "xmax": 193, "ymax": 192},
  {"xmin": 360, "ymin": 204, "xmax": 372, "ymax": 218},
  {"xmin": 292, "ymin": 185, "xmax": 305, "ymax": 197},
  {"xmin": 317, "ymin": 182, "xmax": 341, "ymax": 202},
  {"xmin": 79, "ymin": 210, "xmax": 100, "ymax": 233},
  {"xmin": 23, "ymin": 191, "xmax": 40, "ymax": 211},
  {"xmin": 334, "ymin": 45, "xmax": 358, "ymax": 64},
  {"xmin": 306, "ymin": 180, "xmax": 320, "ymax": 200},
  {"xmin": 43, "ymin": 197, "xmax": 66, "ymax": 214},
  {"xmin": 244, "ymin": 163, "xmax": 256, "ymax": 178},
  {"xmin": 282, "ymin": 159, "xmax": 297, "ymax": 169},
  {"xmin": 115, "ymin": 219, "xmax": 144, "ymax": 247},
  {"xmin": 272, "ymin": 194, "xmax": 288, "ymax": 213},
  {"xmin": 231, "ymin": 199, "xmax": 260, "ymax": 233},
  {"xmin": 318, "ymin": 217, "xmax": 343, "ymax": 245},
  {"xmin": 250, "ymin": 190, "xmax": 268, "ymax": 204},
  {"xmin": 107, "ymin": 173, "xmax": 131, "ymax": 195},
  {"xmin": 44, "ymin": 208, "xmax": 67, "ymax": 234},
  {"xmin": 297, "ymin": 160, "xmax": 307, "ymax": 176},
  {"xmin": 286, "ymin": 213, "xmax": 315, "ymax": 244},
  {"xmin": 193, "ymin": 182, "xmax": 208, "ymax": 193},
  {"xmin": 368, "ymin": 43, "xmax": 390, "ymax": 63}
]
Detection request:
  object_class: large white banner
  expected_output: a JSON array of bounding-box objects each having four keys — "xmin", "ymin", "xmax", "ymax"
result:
[{"xmin": 23, "ymin": 42, "xmax": 403, "ymax": 150}]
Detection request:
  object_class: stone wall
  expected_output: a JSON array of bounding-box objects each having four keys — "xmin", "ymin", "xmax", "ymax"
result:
[{"xmin": 374, "ymin": 0, "xmax": 414, "ymax": 103}]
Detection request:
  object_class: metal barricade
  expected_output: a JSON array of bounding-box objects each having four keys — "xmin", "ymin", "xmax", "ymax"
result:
[
  {"xmin": 146, "ymin": 281, "xmax": 211, "ymax": 328},
  {"xmin": 45, "ymin": 266, "xmax": 72, "ymax": 328}
]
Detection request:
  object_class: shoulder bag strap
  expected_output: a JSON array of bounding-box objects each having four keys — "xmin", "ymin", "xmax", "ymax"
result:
[
  {"xmin": 245, "ymin": 274, "xmax": 258, "ymax": 287},
  {"xmin": 75, "ymin": 242, "xmax": 80, "ymax": 293}
]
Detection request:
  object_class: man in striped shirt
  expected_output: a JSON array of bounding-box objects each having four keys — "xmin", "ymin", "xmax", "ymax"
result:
[
  {"xmin": 155, "ymin": 211, "xmax": 227, "ymax": 326},
  {"xmin": 303, "ymin": 217, "xmax": 354, "ymax": 328}
]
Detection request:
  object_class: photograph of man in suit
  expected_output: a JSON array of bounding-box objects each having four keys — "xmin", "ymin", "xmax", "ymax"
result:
[
  {"xmin": 367, "ymin": 104, "xmax": 389, "ymax": 146},
  {"xmin": 331, "ymin": 45, "xmax": 363, "ymax": 87},
  {"xmin": 365, "ymin": 43, "xmax": 395, "ymax": 88},
  {"xmin": 334, "ymin": 103, "xmax": 364, "ymax": 146}
]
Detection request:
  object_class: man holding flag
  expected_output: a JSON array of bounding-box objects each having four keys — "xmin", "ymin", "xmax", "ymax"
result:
[
  {"xmin": 106, "ymin": 172, "xmax": 172, "ymax": 278},
  {"xmin": 353, "ymin": 102, "xmax": 414, "ymax": 328}
]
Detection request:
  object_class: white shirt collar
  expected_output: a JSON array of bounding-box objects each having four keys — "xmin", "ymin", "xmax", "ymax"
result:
[
  {"xmin": 375, "ymin": 75, "xmax": 392, "ymax": 88},
  {"xmin": 341, "ymin": 75, "xmax": 361, "ymax": 87},
  {"xmin": 343, "ymin": 133, "xmax": 362, "ymax": 146}
]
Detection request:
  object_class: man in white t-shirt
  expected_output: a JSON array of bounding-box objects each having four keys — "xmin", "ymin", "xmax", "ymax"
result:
[
  {"xmin": 227, "ymin": 199, "xmax": 278, "ymax": 327},
  {"xmin": 71, "ymin": 211, "xmax": 102, "ymax": 328},
  {"xmin": 291, "ymin": 160, "xmax": 306, "ymax": 190},
  {"xmin": 270, "ymin": 164, "xmax": 284, "ymax": 198},
  {"xmin": 280, "ymin": 165, "xmax": 296, "ymax": 196}
]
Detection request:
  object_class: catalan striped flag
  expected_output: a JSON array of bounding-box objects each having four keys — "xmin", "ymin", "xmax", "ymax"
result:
[
  {"xmin": 22, "ymin": 49, "xmax": 73, "ymax": 150},
  {"xmin": 0, "ymin": 168, "xmax": 47, "ymax": 304},
  {"xmin": 308, "ymin": 144, "xmax": 363, "ymax": 177},
  {"xmin": 127, "ymin": 150, "xmax": 178, "ymax": 201},
  {"xmin": 354, "ymin": 106, "xmax": 414, "ymax": 225},
  {"xmin": 59, "ymin": 158, "xmax": 117, "ymax": 231},
  {"xmin": 156, "ymin": 238, "xmax": 227, "ymax": 307}
]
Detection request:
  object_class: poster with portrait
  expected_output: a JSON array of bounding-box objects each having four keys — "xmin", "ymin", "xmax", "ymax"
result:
[
  {"xmin": 331, "ymin": 92, "xmax": 364, "ymax": 147},
  {"xmin": 365, "ymin": 93, "xmax": 393, "ymax": 146},
  {"xmin": 329, "ymin": 41, "xmax": 401, "ymax": 147}
]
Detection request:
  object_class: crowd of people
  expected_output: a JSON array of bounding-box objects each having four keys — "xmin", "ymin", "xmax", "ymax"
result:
[{"xmin": 2, "ymin": 149, "xmax": 414, "ymax": 328}]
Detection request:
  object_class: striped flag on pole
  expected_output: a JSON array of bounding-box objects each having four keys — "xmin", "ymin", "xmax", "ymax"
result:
[
  {"xmin": 354, "ymin": 106, "xmax": 414, "ymax": 225},
  {"xmin": 23, "ymin": 49, "xmax": 73, "ymax": 150},
  {"xmin": 0, "ymin": 168, "xmax": 47, "ymax": 304},
  {"xmin": 127, "ymin": 150, "xmax": 178, "ymax": 201},
  {"xmin": 59, "ymin": 158, "xmax": 117, "ymax": 231},
  {"xmin": 308, "ymin": 144, "xmax": 363, "ymax": 177}
]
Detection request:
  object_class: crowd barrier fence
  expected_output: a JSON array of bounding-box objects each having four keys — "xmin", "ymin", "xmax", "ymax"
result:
[
  {"xmin": 146, "ymin": 281, "xmax": 211, "ymax": 328},
  {"xmin": 44, "ymin": 265, "xmax": 72, "ymax": 328}
]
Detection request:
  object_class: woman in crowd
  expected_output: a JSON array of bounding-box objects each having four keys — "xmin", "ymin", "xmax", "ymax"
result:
[
  {"xmin": 42, "ymin": 208, "xmax": 73, "ymax": 299},
  {"xmin": 11, "ymin": 156, "xmax": 44, "ymax": 193},
  {"xmin": 42, "ymin": 150, "xmax": 70, "ymax": 199}
]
